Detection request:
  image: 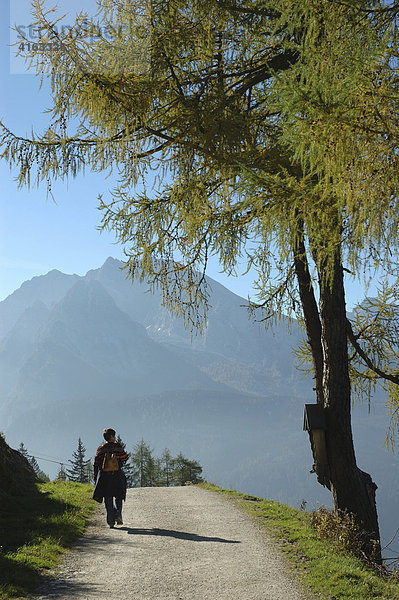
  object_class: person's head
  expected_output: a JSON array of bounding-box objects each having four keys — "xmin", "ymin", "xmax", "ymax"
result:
[{"xmin": 103, "ymin": 427, "xmax": 116, "ymax": 442}]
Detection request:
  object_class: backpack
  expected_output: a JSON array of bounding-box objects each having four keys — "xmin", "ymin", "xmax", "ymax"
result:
[{"xmin": 102, "ymin": 452, "xmax": 119, "ymax": 472}]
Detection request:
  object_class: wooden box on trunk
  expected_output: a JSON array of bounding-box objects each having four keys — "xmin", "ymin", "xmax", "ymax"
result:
[{"xmin": 303, "ymin": 404, "xmax": 329, "ymax": 487}]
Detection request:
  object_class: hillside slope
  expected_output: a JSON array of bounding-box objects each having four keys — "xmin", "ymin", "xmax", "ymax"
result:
[{"xmin": 0, "ymin": 434, "xmax": 36, "ymax": 507}]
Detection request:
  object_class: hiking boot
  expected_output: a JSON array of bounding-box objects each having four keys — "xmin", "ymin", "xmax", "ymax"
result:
[{"xmin": 115, "ymin": 513, "xmax": 123, "ymax": 525}]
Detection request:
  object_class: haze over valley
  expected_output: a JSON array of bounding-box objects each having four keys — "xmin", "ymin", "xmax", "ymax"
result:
[{"xmin": 0, "ymin": 257, "xmax": 397, "ymax": 552}]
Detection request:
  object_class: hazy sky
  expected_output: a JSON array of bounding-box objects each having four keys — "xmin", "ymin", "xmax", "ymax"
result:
[{"xmin": 0, "ymin": 0, "xmax": 380, "ymax": 306}]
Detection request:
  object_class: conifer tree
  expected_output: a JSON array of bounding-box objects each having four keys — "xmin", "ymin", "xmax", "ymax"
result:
[
  {"xmin": 124, "ymin": 455, "xmax": 136, "ymax": 488},
  {"xmin": 85, "ymin": 460, "xmax": 94, "ymax": 482},
  {"xmin": 130, "ymin": 439, "xmax": 158, "ymax": 487},
  {"xmin": 172, "ymin": 453, "xmax": 203, "ymax": 486},
  {"xmin": 17, "ymin": 442, "xmax": 29, "ymax": 459},
  {"xmin": 26, "ymin": 454, "xmax": 49, "ymax": 482},
  {"xmin": 1, "ymin": 0, "xmax": 397, "ymax": 560},
  {"xmin": 117, "ymin": 435, "xmax": 135, "ymax": 486},
  {"xmin": 150, "ymin": 457, "xmax": 162, "ymax": 487},
  {"xmin": 159, "ymin": 448, "xmax": 174, "ymax": 487},
  {"xmin": 37, "ymin": 468, "xmax": 50, "ymax": 483},
  {"xmin": 67, "ymin": 438, "xmax": 90, "ymax": 483},
  {"xmin": 57, "ymin": 463, "xmax": 67, "ymax": 481},
  {"xmin": 18, "ymin": 442, "xmax": 48, "ymax": 480},
  {"xmin": 347, "ymin": 292, "xmax": 399, "ymax": 445},
  {"xmin": 28, "ymin": 455, "xmax": 40, "ymax": 476}
]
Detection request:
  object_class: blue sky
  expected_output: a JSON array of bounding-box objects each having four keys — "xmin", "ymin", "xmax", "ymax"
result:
[
  {"xmin": 1, "ymin": 0, "xmax": 262, "ymax": 302},
  {"xmin": 0, "ymin": 0, "xmax": 380, "ymax": 306}
]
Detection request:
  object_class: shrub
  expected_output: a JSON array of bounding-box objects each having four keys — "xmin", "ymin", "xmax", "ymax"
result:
[{"xmin": 310, "ymin": 506, "xmax": 380, "ymax": 564}]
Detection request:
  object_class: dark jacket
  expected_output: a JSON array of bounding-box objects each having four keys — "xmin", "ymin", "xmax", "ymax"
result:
[{"xmin": 92, "ymin": 441, "xmax": 128, "ymax": 503}]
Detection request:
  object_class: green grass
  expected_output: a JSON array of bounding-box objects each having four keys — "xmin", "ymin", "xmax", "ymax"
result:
[
  {"xmin": 200, "ymin": 483, "xmax": 399, "ymax": 600},
  {"xmin": 2, "ymin": 479, "xmax": 397, "ymax": 599},
  {"xmin": 0, "ymin": 480, "xmax": 95, "ymax": 600}
]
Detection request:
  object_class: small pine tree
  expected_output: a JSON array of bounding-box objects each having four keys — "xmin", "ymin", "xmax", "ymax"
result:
[
  {"xmin": 67, "ymin": 438, "xmax": 90, "ymax": 483},
  {"xmin": 130, "ymin": 439, "xmax": 157, "ymax": 487},
  {"xmin": 159, "ymin": 448, "xmax": 174, "ymax": 487},
  {"xmin": 26, "ymin": 455, "xmax": 49, "ymax": 481},
  {"xmin": 86, "ymin": 460, "xmax": 94, "ymax": 482},
  {"xmin": 116, "ymin": 435, "xmax": 135, "ymax": 486},
  {"xmin": 129, "ymin": 441, "xmax": 204, "ymax": 487},
  {"xmin": 172, "ymin": 453, "xmax": 204, "ymax": 486},
  {"xmin": 28, "ymin": 455, "xmax": 40, "ymax": 475},
  {"xmin": 146, "ymin": 452, "xmax": 160, "ymax": 487},
  {"xmin": 17, "ymin": 442, "xmax": 45, "ymax": 478},
  {"xmin": 36, "ymin": 469, "xmax": 50, "ymax": 482},
  {"xmin": 57, "ymin": 463, "xmax": 67, "ymax": 481},
  {"xmin": 152, "ymin": 458, "xmax": 165, "ymax": 487},
  {"xmin": 122, "ymin": 453, "xmax": 135, "ymax": 488},
  {"xmin": 18, "ymin": 442, "xmax": 29, "ymax": 458}
]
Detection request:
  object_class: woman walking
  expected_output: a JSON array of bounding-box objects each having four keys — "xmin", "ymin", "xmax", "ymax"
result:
[{"xmin": 93, "ymin": 428, "xmax": 128, "ymax": 528}]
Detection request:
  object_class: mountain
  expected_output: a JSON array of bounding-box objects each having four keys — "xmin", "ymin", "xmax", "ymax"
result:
[
  {"xmin": 1, "ymin": 276, "xmax": 232, "ymax": 426},
  {"xmin": 86, "ymin": 257, "xmax": 306, "ymax": 397},
  {"xmin": 0, "ymin": 300, "xmax": 50, "ymax": 396},
  {"xmin": 87, "ymin": 257, "xmax": 301, "ymax": 364},
  {"xmin": 0, "ymin": 269, "xmax": 80, "ymax": 340},
  {"xmin": 0, "ymin": 258, "xmax": 397, "ymax": 553}
]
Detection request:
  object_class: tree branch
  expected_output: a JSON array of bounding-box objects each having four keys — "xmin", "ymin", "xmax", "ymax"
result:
[{"xmin": 346, "ymin": 318, "xmax": 399, "ymax": 385}]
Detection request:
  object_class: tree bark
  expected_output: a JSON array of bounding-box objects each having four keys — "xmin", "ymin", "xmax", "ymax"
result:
[
  {"xmin": 293, "ymin": 219, "xmax": 324, "ymax": 407},
  {"xmin": 294, "ymin": 220, "xmax": 381, "ymax": 561},
  {"xmin": 318, "ymin": 250, "xmax": 381, "ymax": 563}
]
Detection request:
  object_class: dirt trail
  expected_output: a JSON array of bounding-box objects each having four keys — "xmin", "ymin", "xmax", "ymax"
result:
[{"xmin": 31, "ymin": 486, "xmax": 308, "ymax": 600}]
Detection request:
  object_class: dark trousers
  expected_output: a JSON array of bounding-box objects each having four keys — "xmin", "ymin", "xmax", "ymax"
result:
[{"xmin": 104, "ymin": 496, "xmax": 123, "ymax": 526}]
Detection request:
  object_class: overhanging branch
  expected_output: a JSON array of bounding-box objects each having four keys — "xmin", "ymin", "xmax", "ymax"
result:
[{"xmin": 346, "ymin": 318, "xmax": 399, "ymax": 385}]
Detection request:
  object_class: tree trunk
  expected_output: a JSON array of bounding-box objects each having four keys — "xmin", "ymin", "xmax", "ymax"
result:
[
  {"xmin": 318, "ymin": 250, "xmax": 381, "ymax": 563},
  {"xmin": 292, "ymin": 218, "xmax": 380, "ymax": 561},
  {"xmin": 293, "ymin": 219, "xmax": 324, "ymax": 406}
]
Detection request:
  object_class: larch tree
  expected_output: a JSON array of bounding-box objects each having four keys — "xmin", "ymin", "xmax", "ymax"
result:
[
  {"xmin": 1, "ymin": 0, "xmax": 398, "ymax": 560},
  {"xmin": 117, "ymin": 434, "xmax": 135, "ymax": 486},
  {"xmin": 172, "ymin": 453, "xmax": 204, "ymax": 486},
  {"xmin": 276, "ymin": 1, "xmax": 399, "ymax": 407},
  {"xmin": 159, "ymin": 448, "xmax": 174, "ymax": 487},
  {"xmin": 287, "ymin": 1, "xmax": 399, "ymax": 446},
  {"xmin": 130, "ymin": 439, "xmax": 158, "ymax": 487},
  {"xmin": 347, "ymin": 291, "xmax": 399, "ymax": 446}
]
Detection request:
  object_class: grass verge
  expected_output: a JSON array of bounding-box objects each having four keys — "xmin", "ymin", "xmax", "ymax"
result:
[
  {"xmin": 0, "ymin": 480, "xmax": 95, "ymax": 600},
  {"xmin": 199, "ymin": 483, "xmax": 399, "ymax": 600}
]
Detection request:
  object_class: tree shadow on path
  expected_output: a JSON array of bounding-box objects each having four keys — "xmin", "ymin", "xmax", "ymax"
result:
[{"xmin": 120, "ymin": 527, "xmax": 241, "ymax": 543}]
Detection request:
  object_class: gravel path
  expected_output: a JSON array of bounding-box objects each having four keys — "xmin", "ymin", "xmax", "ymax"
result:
[{"xmin": 32, "ymin": 486, "xmax": 308, "ymax": 600}]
